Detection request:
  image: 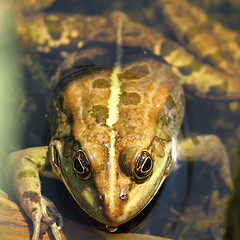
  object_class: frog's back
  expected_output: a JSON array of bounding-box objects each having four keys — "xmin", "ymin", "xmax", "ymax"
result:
[{"xmin": 50, "ymin": 12, "xmax": 185, "ymax": 145}]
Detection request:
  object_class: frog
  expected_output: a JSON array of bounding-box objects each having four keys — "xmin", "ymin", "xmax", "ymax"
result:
[{"xmin": 5, "ymin": 0, "xmax": 240, "ymax": 239}]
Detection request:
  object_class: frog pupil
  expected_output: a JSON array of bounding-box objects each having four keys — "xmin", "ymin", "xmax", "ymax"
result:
[
  {"xmin": 142, "ymin": 157, "xmax": 152, "ymax": 172},
  {"xmin": 133, "ymin": 151, "xmax": 153, "ymax": 182},
  {"xmin": 73, "ymin": 150, "xmax": 91, "ymax": 179},
  {"xmin": 74, "ymin": 157, "xmax": 84, "ymax": 173}
]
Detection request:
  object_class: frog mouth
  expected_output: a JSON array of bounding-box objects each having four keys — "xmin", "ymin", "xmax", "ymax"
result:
[{"xmin": 87, "ymin": 187, "xmax": 162, "ymax": 234}]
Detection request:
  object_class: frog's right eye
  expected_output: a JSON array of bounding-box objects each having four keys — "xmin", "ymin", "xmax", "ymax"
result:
[
  {"xmin": 119, "ymin": 147, "xmax": 154, "ymax": 184},
  {"xmin": 73, "ymin": 150, "xmax": 91, "ymax": 180}
]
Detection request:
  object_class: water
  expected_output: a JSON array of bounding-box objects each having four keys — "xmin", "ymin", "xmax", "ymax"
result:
[{"xmin": 2, "ymin": 0, "xmax": 240, "ymax": 239}]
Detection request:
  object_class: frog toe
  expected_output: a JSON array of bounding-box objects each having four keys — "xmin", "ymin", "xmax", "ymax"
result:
[
  {"xmin": 41, "ymin": 215, "xmax": 62, "ymax": 240},
  {"xmin": 43, "ymin": 196, "xmax": 63, "ymax": 229},
  {"xmin": 31, "ymin": 214, "xmax": 42, "ymax": 240},
  {"xmin": 30, "ymin": 196, "xmax": 63, "ymax": 240}
]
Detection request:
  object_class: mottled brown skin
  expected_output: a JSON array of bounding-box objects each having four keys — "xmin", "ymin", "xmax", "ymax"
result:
[
  {"xmin": 49, "ymin": 44, "xmax": 184, "ymax": 225},
  {"xmin": 5, "ymin": 0, "xmax": 239, "ymax": 239}
]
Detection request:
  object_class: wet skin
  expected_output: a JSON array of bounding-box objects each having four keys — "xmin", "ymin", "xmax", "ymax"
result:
[{"xmin": 6, "ymin": 0, "xmax": 240, "ymax": 239}]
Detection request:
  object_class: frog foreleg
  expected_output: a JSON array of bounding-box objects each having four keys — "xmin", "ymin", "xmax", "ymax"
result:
[
  {"xmin": 6, "ymin": 146, "xmax": 62, "ymax": 240},
  {"xmin": 177, "ymin": 135, "xmax": 233, "ymax": 190}
]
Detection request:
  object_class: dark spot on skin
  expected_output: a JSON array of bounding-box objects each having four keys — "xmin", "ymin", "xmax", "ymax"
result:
[
  {"xmin": 165, "ymin": 95, "xmax": 176, "ymax": 110},
  {"xmin": 124, "ymin": 31, "xmax": 141, "ymax": 37},
  {"xmin": 178, "ymin": 66, "xmax": 192, "ymax": 75},
  {"xmin": 203, "ymin": 52, "xmax": 224, "ymax": 66},
  {"xmin": 207, "ymin": 82, "xmax": 228, "ymax": 97},
  {"xmin": 17, "ymin": 169, "xmax": 37, "ymax": 179},
  {"xmin": 91, "ymin": 105, "xmax": 109, "ymax": 125},
  {"xmin": 46, "ymin": 19, "xmax": 63, "ymax": 40},
  {"xmin": 31, "ymin": 207, "xmax": 38, "ymax": 213},
  {"xmin": 63, "ymin": 137, "xmax": 75, "ymax": 158},
  {"xmin": 161, "ymin": 115, "xmax": 171, "ymax": 126},
  {"xmin": 118, "ymin": 65, "xmax": 149, "ymax": 81},
  {"xmin": 118, "ymin": 71, "xmax": 142, "ymax": 80},
  {"xmin": 120, "ymin": 92, "xmax": 141, "ymax": 105},
  {"xmin": 22, "ymin": 191, "xmax": 40, "ymax": 203},
  {"xmin": 93, "ymin": 79, "xmax": 110, "ymax": 88},
  {"xmin": 36, "ymin": 162, "xmax": 43, "ymax": 168},
  {"xmin": 160, "ymin": 96, "xmax": 178, "ymax": 128},
  {"xmin": 160, "ymin": 40, "xmax": 178, "ymax": 57},
  {"xmin": 72, "ymin": 140, "xmax": 81, "ymax": 153}
]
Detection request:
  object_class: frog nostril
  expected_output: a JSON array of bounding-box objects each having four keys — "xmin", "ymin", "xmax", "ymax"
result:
[
  {"xmin": 119, "ymin": 192, "xmax": 128, "ymax": 200},
  {"xmin": 99, "ymin": 194, "xmax": 105, "ymax": 201}
]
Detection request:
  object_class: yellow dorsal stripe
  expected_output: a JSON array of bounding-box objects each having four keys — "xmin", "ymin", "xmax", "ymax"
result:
[
  {"xmin": 106, "ymin": 17, "xmax": 123, "ymax": 213},
  {"xmin": 106, "ymin": 18, "xmax": 123, "ymax": 127}
]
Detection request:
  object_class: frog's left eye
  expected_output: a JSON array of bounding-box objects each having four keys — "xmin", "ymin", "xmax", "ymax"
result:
[
  {"xmin": 73, "ymin": 150, "xmax": 91, "ymax": 180},
  {"xmin": 134, "ymin": 150, "xmax": 153, "ymax": 181}
]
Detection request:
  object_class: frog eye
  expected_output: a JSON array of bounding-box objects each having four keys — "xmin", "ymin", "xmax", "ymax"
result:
[
  {"xmin": 73, "ymin": 150, "xmax": 91, "ymax": 180},
  {"xmin": 134, "ymin": 150, "xmax": 153, "ymax": 181}
]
